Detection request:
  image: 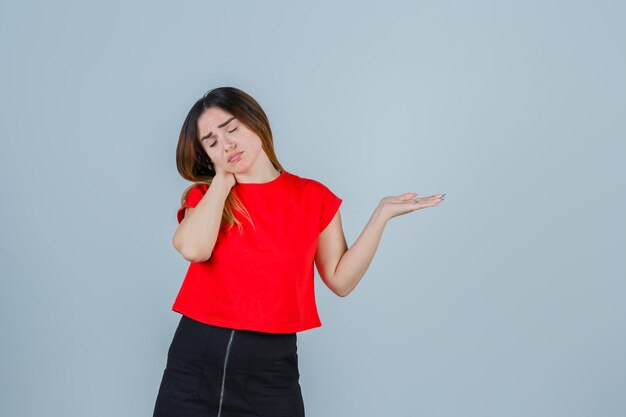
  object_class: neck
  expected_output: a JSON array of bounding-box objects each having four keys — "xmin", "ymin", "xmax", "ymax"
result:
[{"xmin": 234, "ymin": 165, "xmax": 281, "ymax": 184}]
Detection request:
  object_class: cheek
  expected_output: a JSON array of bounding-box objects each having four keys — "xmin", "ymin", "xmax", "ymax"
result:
[
  {"xmin": 202, "ymin": 146, "xmax": 218, "ymax": 163},
  {"xmin": 204, "ymin": 144, "xmax": 218, "ymax": 156},
  {"xmin": 246, "ymin": 134, "xmax": 263, "ymax": 151}
]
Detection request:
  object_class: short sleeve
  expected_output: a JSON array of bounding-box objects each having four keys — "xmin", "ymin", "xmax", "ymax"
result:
[
  {"xmin": 176, "ymin": 185, "xmax": 206, "ymax": 224},
  {"xmin": 318, "ymin": 183, "xmax": 343, "ymax": 232}
]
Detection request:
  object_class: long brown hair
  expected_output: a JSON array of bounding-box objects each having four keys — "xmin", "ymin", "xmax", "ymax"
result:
[{"xmin": 175, "ymin": 86, "xmax": 284, "ymax": 232}]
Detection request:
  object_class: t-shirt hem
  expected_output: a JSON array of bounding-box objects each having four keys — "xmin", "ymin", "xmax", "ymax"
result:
[{"xmin": 172, "ymin": 305, "xmax": 322, "ymax": 334}]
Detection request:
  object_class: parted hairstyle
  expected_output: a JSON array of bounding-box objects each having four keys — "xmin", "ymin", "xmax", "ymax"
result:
[{"xmin": 175, "ymin": 86, "xmax": 284, "ymax": 232}]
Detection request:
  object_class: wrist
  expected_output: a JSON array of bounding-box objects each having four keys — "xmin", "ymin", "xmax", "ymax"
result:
[
  {"xmin": 371, "ymin": 205, "xmax": 389, "ymax": 225},
  {"xmin": 210, "ymin": 175, "xmax": 234, "ymax": 193}
]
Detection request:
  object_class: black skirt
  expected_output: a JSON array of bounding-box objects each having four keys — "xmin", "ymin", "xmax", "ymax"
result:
[{"xmin": 153, "ymin": 314, "xmax": 305, "ymax": 417}]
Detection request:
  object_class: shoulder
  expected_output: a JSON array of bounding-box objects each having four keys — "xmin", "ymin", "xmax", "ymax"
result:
[
  {"xmin": 177, "ymin": 183, "xmax": 209, "ymax": 223},
  {"xmin": 181, "ymin": 183, "xmax": 209, "ymax": 205},
  {"xmin": 284, "ymin": 170, "xmax": 331, "ymax": 193}
]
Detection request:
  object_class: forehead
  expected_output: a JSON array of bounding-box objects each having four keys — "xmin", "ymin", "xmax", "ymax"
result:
[{"xmin": 197, "ymin": 107, "xmax": 234, "ymax": 132}]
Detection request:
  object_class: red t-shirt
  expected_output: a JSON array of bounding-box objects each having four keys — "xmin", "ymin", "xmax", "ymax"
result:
[{"xmin": 171, "ymin": 169, "xmax": 342, "ymax": 333}]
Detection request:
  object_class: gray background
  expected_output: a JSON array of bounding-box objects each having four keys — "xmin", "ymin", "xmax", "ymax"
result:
[{"xmin": 1, "ymin": 1, "xmax": 625, "ymax": 416}]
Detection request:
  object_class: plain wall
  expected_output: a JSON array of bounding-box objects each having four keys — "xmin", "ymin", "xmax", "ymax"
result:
[{"xmin": 1, "ymin": 1, "xmax": 624, "ymax": 416}]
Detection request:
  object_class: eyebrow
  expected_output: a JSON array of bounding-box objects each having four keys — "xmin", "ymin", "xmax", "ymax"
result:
[{"xmin": 200, "ymin": 116, "xmax": 236, "ymax": 141}]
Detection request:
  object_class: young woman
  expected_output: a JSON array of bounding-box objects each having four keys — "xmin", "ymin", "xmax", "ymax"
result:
[{"xmin": 153, "ymin": 86, "xmax": 445, "ymax": 417}]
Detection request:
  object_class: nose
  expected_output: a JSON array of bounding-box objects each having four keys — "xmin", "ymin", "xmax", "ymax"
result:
[{"xmin": 223, "ymin": 140, "xmax": 236, "ymax": 158}]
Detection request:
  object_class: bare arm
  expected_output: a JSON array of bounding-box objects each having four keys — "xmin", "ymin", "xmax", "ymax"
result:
[
  {"xmin": 172, "ymin": 176, "xmax": 233, "ymax": 263},
  {"xmin": 315, "ymin": 192, "xmax": 445, "ymax": 297},
  {"xmin": 315, "ymin": 208, "xmax": 386, "ymax": 297}
]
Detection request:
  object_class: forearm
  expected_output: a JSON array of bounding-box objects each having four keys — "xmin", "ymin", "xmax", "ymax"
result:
[
  {"xmin": 174, "ymin": 179, "xmax": 231, "ymax": 262},
  {"xmin": 333, "ymin": 208, "xmax": 388, "ymax": 296}
]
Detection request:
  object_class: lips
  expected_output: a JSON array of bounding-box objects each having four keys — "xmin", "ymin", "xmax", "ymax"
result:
[{"xmin": 228, "ymin": 151, "xmax": 243, "ymax": 163}]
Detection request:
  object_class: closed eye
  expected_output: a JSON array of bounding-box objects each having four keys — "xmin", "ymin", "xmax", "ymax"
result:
[{"xmin": 209, "ymin": 127, "xmax": 238, "ymax": 147}]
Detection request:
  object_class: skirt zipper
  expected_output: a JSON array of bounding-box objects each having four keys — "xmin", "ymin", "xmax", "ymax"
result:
[{"xmin": 217, "ymin": 329, "xmax": 236, "ymax": 417}]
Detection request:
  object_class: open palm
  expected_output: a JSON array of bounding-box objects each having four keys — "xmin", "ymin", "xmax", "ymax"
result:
[{"xmin": 378, "ymin": 192, "xmax": 446, "ymax": 221}]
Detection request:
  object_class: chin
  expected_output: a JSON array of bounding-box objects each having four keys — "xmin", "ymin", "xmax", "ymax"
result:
[{"xmin": 232, "ymin": 161, "xmax": 252, "ymax": 172}]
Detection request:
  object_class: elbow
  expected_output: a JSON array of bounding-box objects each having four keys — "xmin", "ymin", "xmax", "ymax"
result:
[
  {"xmin": 181, "ymin": 246, "xmax": 212, "ymax": 263},
  {"xmin": 172, "ymin": 236, "xmax": 212, "ymax": 263},
  {"xmin": 326, "ymin": 273, "xmax": 353, "ymax": 297},
  {"xmin": 335, "ymin": 284, "xmax": 353, "ymax": 298}
]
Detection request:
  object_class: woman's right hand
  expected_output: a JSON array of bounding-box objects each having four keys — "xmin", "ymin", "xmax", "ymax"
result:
[{"xmin": 212, "ymin": 162, "xmax": 237, "ymax": 190}]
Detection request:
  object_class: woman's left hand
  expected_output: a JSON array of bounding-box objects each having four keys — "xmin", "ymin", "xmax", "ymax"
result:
[{"xmin": 377, "ymin": 192, "xmax": 446, "ymax": 222}]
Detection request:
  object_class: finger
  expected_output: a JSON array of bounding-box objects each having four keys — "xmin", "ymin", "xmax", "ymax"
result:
[
  {"xmin": 424, "ymin": 194, "xmax": 444, "ymax": 203},
  {"xmin": 410, "ymin": 198, "xmax": 438, "ymax": 208},
  {"xmin": 399, "ymin": 192, "xmax": 418, "ymax": 200}
]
